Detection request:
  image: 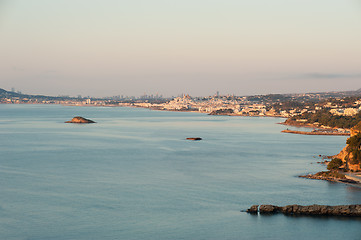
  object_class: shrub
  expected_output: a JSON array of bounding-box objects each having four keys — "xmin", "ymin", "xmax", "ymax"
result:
[{"xmin": 327, "ymin": 158, "xmax": 343, "ymax": 170}]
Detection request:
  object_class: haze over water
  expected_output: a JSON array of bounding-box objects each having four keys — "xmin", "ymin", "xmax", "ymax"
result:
[{"xmin": 1, "ymin": 104, "xmax": 361, "ymax": 240}]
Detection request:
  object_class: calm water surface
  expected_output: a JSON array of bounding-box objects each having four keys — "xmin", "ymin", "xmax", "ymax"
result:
[{"xmin": 0, "ymin": 104, "xmax": 360, "ymax": 240}]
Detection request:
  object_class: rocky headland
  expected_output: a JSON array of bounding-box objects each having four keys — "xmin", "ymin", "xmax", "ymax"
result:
[
  {"xmin": 65, "ymin": 116, "xmax": 95, "ymax": 124},
  {"xmin": 299, "ymin": 171, "xmax": 358, "ymax": 184},
  {"xmin": 246, "ymin": 204, "xmax": 361, "ymax": 217},
  {"xmin": 332, "ymin": 122, "xmax": 361, "ymax": 172},
  {"xmin": 300, "ymin": 121, "xmax": 361, "ymax": 184}
]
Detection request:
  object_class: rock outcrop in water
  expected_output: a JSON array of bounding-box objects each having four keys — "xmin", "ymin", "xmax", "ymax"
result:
[
  {"xmin": 246, "ymin": 204, "xmax": 361, "ymax": 217},
  {"xmin": 65, "ymin": 116, "xmax": 95, "ymax": 124},
  {"xmin": 186, "ymin": 137, "xmax": 202, "ymax": 141}
]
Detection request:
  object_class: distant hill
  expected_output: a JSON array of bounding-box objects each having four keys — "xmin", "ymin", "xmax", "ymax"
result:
[
  {"xmin": 0, "ymin": 88, "xmax": 23, "ymax": 98},
  {"xmin": 0, "ymin": 88, "xmax": 72, "ymax": 100}
]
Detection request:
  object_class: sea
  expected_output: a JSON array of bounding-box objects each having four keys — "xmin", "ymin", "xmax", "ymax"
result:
[{"xmin": 0, "ymin": 104, "xmax": 360, "ymax": 240}]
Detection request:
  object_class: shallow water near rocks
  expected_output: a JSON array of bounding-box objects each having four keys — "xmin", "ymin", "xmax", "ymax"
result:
[{"xmin": 1, "ymin": 104, "xmax": 361, "ymax": 240}]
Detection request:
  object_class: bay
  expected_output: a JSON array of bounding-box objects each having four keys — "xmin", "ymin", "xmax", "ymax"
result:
[{"xmin": 0, "ymin": 104, "xmax": 360, "ymax": 240}]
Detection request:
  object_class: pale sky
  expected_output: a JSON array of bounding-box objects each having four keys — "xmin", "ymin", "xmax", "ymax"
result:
[{"xmin": 1, "ymin": 0, "xmax": 361, "ymax": 97}]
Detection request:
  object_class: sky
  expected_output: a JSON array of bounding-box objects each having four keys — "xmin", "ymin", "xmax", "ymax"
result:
[{"xmin": 0, "ymin": 0, "xmax": 361, "ymax": 97}]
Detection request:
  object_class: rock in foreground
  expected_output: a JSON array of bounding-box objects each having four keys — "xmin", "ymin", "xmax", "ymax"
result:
[
  {"xmin": 65, "ymin": 116, "xmax": 95, "ymax": 124},
  {"xmin": 246, "ymin": 204, "xmax": 361, "ymax": 217}
]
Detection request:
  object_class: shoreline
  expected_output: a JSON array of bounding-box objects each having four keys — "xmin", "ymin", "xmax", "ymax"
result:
[
  {"xmin": 281, "ymin": 129, "xmax": 350, "ymax": 136},
  {"xmin": 278, "ymin": 121, "xmax": 321, "ymax": 129},
  {"xmin": 279, "ymin": 121, "xmax": 350, "ymax": 136},
  {"xmin": 299, "ymin": 173, "xmax": 361, "ymax": 188}
]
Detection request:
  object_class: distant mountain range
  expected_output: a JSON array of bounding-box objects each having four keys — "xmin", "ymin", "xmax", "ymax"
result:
[{"xmin": 0, "ymin": 88, "xmax": 74, "ymax": 100}]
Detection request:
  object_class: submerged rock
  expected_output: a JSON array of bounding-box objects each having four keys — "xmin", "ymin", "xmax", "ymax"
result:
[{"xmin": 65, "ymin": 116, "xmax": 95, "ymax": 124}]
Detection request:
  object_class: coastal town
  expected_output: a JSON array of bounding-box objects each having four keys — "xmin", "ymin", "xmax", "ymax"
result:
[{"xmin": 2, "ymin": 88, "xmax": 361, "ymax": 118}]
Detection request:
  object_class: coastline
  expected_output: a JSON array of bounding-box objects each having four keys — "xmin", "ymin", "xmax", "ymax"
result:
[
  {"xmin": 278, "ymin": 121, "xmax": 321, "ymax": 129},
  {"xmin": 281, "ymin": 129, "xmax": 350, "ymax": 136},
  {"xmin": 279, "ymin": 121, "xmax": 351, "ymax": 136},
  {"xmin": 299, "ymin": 157, "xmax": 361, "ymax": 188},
  {"xmin": 300, "ymin": 172, "xmax": 361, "ymax": 187}
]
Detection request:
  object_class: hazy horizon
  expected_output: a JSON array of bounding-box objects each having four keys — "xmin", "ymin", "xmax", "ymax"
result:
[
  {"xmin": 3, "ymin": 86, "xmax": 361, "ymax": 99},
  {"xmin": 1, "ymin": 0, "xmax": 361, "ymax": 97}
]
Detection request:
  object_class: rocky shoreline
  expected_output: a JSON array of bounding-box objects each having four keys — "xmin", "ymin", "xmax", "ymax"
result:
[
  {"xmin": 282, "ymin": 129, "xmax": 350, "ymax": 136},
  {"xmin": 298, "ymin": 122, "xmax": 361, "ymax": 187},
  {"xmin": 278, "ymin": 121, "xmax": 321, "ymax": 129},
  {"xmin": 246, "ymin": 204, "xmax": 361, "ymax": 217},
  {"xmin": 299, "ymin": 171, "xmax": 360, "ymax": 184},
  {"xmin": 279, "ymin": 121, "xmax": 351, "ymax": 135}
]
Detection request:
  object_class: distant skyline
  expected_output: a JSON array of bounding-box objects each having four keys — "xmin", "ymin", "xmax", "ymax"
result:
[{"xmin": 1, "ymin": 0, "xmax": 361, "ymax": 97}]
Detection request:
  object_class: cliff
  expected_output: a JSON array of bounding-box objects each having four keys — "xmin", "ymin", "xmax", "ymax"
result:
[
  {"xmin": 350, "ymin": 121, "xmax": 361, "ymax": 136},
  {"xmin": 334, "ymin": 122, "xmax": 361, "ymax": 172}
]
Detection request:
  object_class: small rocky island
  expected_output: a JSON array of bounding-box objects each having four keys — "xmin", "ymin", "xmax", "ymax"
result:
[
  {"xmin": 186, "ymin": 137, "xmax": 202, "ymax": 141},
  {"xmin": 246, "ymin": 204, "xmax": 361, "ymax": 217},
  {"xmin": 65, "ymin": 116, "xmax": 95, "ymax": 124}
]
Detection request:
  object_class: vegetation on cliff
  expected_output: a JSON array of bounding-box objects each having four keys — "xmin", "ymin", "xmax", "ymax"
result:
[
  {"xmin": 288, "ymin": 110, "xmax": 361, "ymax": 129},
  {"xmin": 346, "ymin": 133, "xmax": 361, "ymax": 166},
  {"xmin": 352, "ymin": 121, "xmax": 361, "ymax": 132},
  {"xmin": 269, "ymin": 100, "xmax": 309, "ymax": 112},
  {"xmin": 327, "ymin": 158, "xmax": 343, "ymax": 170}
]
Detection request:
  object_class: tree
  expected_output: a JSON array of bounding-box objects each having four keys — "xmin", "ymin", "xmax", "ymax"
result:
[
  {"xmin": 346, "ymin": 133, "xmax": 361, "ymax": 165},
  {"xmin": 327, "ymin": 158, "xmax": 343, "ymax": 170}
]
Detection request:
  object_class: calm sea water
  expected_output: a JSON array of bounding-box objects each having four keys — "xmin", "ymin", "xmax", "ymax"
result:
[{"xmin": 0, "ymin": 104, "xmax": 361, "ymax": 240}]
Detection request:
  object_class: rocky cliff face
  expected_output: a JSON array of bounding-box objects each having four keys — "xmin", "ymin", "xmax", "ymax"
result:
[
  {"xmin": 350, "ymin": 121, "xmax": 361, "ymax": 136},
  {"xmin": 334, "ymin": 146, "xmax": 361, "ymax": 172},
  {"xmin": 334, "ymin": 122, "xmax": 361, "ymax": 172}
]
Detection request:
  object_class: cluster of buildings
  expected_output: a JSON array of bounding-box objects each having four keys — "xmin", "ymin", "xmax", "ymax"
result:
[
  {"xmin": 329, "ymin": 108, "xmax": 361, "ymax": 116},
  {"xmin": 133, "ymin": 95, "xmax": 361, "ymax": 118},
  {"xmin": 132, "ymin": 94, "xmax": 301, "ymax": 117},
  {"xmin": 2, "ymin": 88, "xmax": 361, "ymax": 118}
]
